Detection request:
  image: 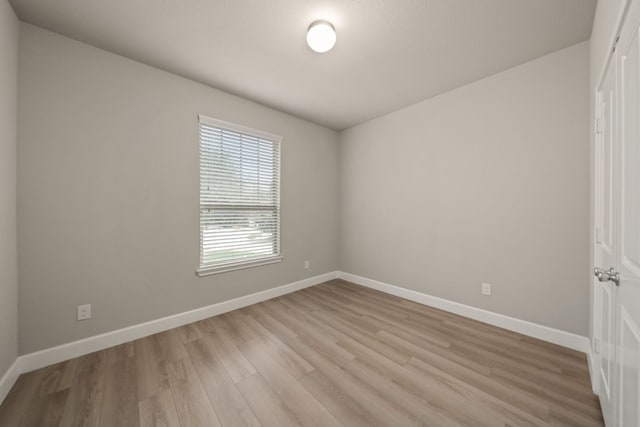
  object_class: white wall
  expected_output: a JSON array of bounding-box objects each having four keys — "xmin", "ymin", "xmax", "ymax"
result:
[
  {"xmin": 17, "ymin": 24, "xmax": 339, "ymax": 354},
  {"xmin": 339, "ymin": 42, "xmax": 590, "ymax": 335},
  {"xmin": 0, "ymin": 0, "xmax": 19, "ymax": 378}
]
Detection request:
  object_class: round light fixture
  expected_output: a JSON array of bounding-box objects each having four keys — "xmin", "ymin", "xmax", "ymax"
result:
[{"xmin": 306, "ymin": 20, "xmax": 336, "ymax": 53}]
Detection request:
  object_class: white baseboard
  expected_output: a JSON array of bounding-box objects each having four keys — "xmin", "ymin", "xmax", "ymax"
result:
[
  {"xmin": 18, "ymin": 271, "xmax": 339, "ymax": 374},
  {"xmin": 5, "ymin": 268, "xmax": 593, "ymax": 408},
  {"xmin": 0, "ymin": 358, "xmax": 21, "ymax": 406},
  {"xmin": 338, "ymin": 272, "xmax": 591, "ymax": 354}
]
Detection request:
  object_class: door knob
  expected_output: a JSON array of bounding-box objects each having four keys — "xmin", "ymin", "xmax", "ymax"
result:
[{"xmin": 594, "ymin": 267, "xmax": 621, "ymax": 286}]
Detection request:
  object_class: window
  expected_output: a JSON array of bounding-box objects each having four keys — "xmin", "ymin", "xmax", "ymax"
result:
[{"xmin": 197, "ymin": 115, "xmax": 282, "ymax": 276}]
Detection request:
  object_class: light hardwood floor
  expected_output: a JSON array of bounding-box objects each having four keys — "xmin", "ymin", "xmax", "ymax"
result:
[{"xmin": 0, "ymin": 280, "xmax": 603, "ymax": 427}]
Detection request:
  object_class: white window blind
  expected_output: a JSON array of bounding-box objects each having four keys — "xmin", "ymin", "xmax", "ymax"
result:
[{"xmin": 198, "ymin": 116, "xmax": 282, "ymax": 275}]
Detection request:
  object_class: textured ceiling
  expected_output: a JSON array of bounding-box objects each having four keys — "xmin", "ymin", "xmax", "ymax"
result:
[{"xmin": 10, "ymin": 0, "xmax": 596, "ymax": 130}]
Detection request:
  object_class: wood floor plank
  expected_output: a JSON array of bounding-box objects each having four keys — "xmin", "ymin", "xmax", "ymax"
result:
[
  {"xmin": 37, "ymin": 359, "xmax": 78, "ymax": 398},
  {"xmin": 104, "ymin": 341, "xmax": 135, "ymax": 365},
  {"xmin": 177, "ymin": 322, "xmax": 203, "ymax": 344},
  {"xmin": 343, "ymin": 357, "xmax": 466, "ymax": 427},
  {"xmin": 0, "ymin": 357, "xmax": 76, "ymax": 426},
  {"xmin": 453, "ymin": 335, "xmax": 564, "ymax": 374},
  {"xmin": 288, "ymin": 336, "xmax": 426, "ymax": 427},
  {"xmin": 58, "ymin": 351, "xmax": 107, "ymax": 427},
  {"xmin": 489, "ymin": 367, "xmax": 604, "ymax": 422},
  {"xmin": 133, "ymin": 335, "xmax": 170, "ymax": 401},
  {"xmin": 279, "ymin": 292, "xmax": 323, "ymax": 313},
  {"xmin": 238, "ymin": 338, "xmax": 343, "ymax": 427},
  {"xmin": 330, "ymin": 281, "xmax": 407, "ymax": 305},
  {"xmin": 0, "ymin": 279, "xmax": 602, "ymax": 426},
  {"xmin": 447, "ymin": 339, "xmax": 595, "ymax": 399},
  {"xmin": 212, "ymin": 312, "xmax": 255, "ymax": 345},
  {"xmin": 0, "ymin": 370, "xmax": 45, "ymax": 426},
  {"xmin": 310, "ymin": 309, "xmax": 411, "ymax": 365},
  {"xmin": 222, "ymin": 311, "xmax": 270, "ymax": 344},
  {"xmin": 239, "ymin": 313, "xmax": 314, "ymax": 379},
  {"xmin": 183, "ymin": 338, "xmax": 260, "ymax": 427},
  {"xmin": 521, "ymin": 335, "xmax": 589, "ymax": 360},
  {"xmin": 374, "ymin": 328, "xmax": 494, "ymax": 376},
  {"xmin": 443, "ymin": 325, "xmax": 590, "ymax": 384},
  {"xmin": 292, "ymin": 332, "xmax": 355, "ymax": 368},
  {"xmin": 301, "ymin": 289, "xmax": 385, "ymax": 333},
  {"xmin": 269, "ymin": 302, "xmax": 361, "ymax": 367},
  {"xmin": 155, "ymin": 328, "xmax": 190, "ymax": 361},
  {"xmin": 100, "ymin": 356, "xmax": 139, "ymax": 427},
  {"xmin": 138, "ymin": 389, "xmax": 180, "ymax": 427},
  {"xmin": 548, "ymin": 404, "xmax": 605, "ymax": 427},
  {"xmin": 515, "ymin": 342, "xmax": 591, "ymax": 380},
  {"xmin": 19, "ymin": 389, "xmax": 69, "ymax": 427},
  {"xmin": 331, "ymin": 281, "xmax": 453, "ymax": 322},
  {"xmin": 244, "ymin": 303, "xmax": 298, "ymax": 342},
  {"xmin": 441, "ymin": 319, "xmax": 523, "ymax": 346},
  {"xmin": 237, "ymin": 373, "xmax": 301, "ymax": 427},
  {"xmin": 313, "ymin": 285, "xmax": 409, "ymax": 324},
  {"xmin": 199, "ymin": 318, "xmax": 257, "ymax": 384},
  {"xmin": 361, "ymin": 314, "xmax": 452, "ymax": 349},
  {"xmin": 485, "ymin": 361, "xmax": 599, "ymax": 405},
  {"xmin": 277, "ymin": 299, "xmax": 385, "ymax": 360},
  {"xmin": 398, "ymin": 355, "xmax": 551, "ymax": 427},
  {"xmin": 405, "ymin": 353, "xmax": 550, "ymax": 422},
  {"xmin": 335, "ymin": 333, "xmax": 499, "ymax": 427},
  {"xmin": 306, "ymin": 286, "xmax": 403, "ymax": 327},
  {"xmin": 298, "ymin": 370, "xmax": 383, "ymax": 427},
  {"xmin": 166, "ymin": 357, "xmax": 221, "ymax": 427}
]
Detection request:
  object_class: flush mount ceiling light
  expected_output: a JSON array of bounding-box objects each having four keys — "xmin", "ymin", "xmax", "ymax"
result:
[{"xmin": 306, "ymin": 20, "xmax": 336, "ymax": 53}]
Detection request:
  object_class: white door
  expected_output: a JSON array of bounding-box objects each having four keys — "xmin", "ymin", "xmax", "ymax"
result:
[
  {"xmin": 595, "ymin": 1, "xmax": 640, "ymax": 425},
  {"xmin": 595, "ymin": 55, "xmax": 618, "ymax": 427},
  {"xmin": 615, "ymin": 0, "xmax": 640, "ymax": 424}
]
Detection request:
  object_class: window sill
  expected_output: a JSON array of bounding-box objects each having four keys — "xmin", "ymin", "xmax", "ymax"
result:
[{"xmin": 196, "ymin": 256, "xmax": 283, "ymax": 277}]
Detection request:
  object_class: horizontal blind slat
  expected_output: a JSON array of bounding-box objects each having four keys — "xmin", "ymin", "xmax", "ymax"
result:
[{"xmin": 199, "ymin": 119, "xmax": 281, "ymax": 269}]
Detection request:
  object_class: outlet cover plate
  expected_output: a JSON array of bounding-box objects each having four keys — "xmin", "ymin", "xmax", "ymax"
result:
[
  {"xmin": 481, "ymin": 283, "xmax": 492, "ymax": 296},
  {"xmin": 77, "ymin": 304, "xmax": 91, "ymax": 321}
]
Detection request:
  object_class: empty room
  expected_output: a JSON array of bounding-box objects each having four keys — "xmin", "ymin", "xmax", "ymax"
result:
[{"xmin": 0, "ymin": 0, "xmax": 639, "ymax": 426}]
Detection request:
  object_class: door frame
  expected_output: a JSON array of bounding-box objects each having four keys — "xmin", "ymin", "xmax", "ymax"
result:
[
  {"xmin": 591, "ymin": 0, "xmax": 633, "ymax": 398},
  {"xmin": 593, "ymin": 59, "xmax": 618, "ymax": 422}
]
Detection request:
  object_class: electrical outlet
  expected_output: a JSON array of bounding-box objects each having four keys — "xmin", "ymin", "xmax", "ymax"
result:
[
  {"xmin": 304, "ymin": 260, "xmax": 310, "ymax": 269},
  {"xmin": 77, "ymin": 304, "xmax": 91, "ymax": 321},
  {"xmin": 481, "ymin": 283, "xmax": 492, "ymax": 296}
]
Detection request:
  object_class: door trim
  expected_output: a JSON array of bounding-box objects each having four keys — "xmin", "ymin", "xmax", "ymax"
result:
[{"xmin": 592, "ymin": 0, "xmax": 634, "ymax": 401}]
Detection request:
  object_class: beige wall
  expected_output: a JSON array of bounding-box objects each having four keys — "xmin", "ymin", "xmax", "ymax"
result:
[
  {"xmin": 15, "ymin": 20, "xmax": 592, "ymax": 355},
  {"xmin": 0, "ymin": 0, "xmax": 19, "ymax": 377},
  {"xmin": 17, "ymin": 24, "xmax": 339, "ymax": 354},
  {"xmin": 339, "ymin": 42, "xmax": 590, "ymax": 335}
]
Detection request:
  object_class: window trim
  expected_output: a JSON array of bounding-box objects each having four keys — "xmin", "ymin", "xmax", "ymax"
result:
[
  {"xmin": 196, "ymin": 115, "xmax": 283, "ymax": 276},
  {"xmin": 198, "ymin": 115, "xmax": 282, "ymax": 143},
  {"xmin": 196, "ymin": 255, "xmax": 283, "ymax": 277}
]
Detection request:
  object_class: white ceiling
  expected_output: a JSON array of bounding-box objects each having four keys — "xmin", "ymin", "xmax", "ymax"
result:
[{"xmin": 10, "ymin": 0, "xmax": 595, "ymax": 130}]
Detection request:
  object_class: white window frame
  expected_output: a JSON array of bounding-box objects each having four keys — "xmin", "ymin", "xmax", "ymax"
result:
[{"xmin": 196, "ymin": 115, "xmax": 282, "ymax": 276}]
